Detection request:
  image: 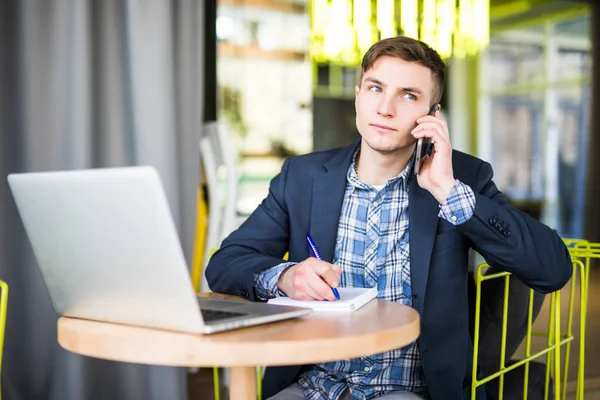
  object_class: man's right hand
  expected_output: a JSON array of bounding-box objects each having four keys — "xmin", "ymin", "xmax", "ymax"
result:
[{"xmin": 277, "ymin": 257, "xmax": 342, "ymax": 301}]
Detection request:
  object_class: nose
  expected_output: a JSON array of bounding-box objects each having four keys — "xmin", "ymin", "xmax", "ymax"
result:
[{"xmin": 377, "ymin": 95, "xmax": 395, "ymax": 117}]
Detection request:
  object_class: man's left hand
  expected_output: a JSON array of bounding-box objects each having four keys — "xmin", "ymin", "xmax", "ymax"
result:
[{"xmin": 411, "ymin": 108, "xmax": 456, "ymax": 204}]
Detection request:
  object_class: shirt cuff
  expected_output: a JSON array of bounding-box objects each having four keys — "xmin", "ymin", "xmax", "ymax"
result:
[
  {"xmin": 438, "ymin": 179, "xmax": 476, "ymax": 225},
  {"xmin": 253, "ymin": 262, "xmax": 297, "ymax": 300}
]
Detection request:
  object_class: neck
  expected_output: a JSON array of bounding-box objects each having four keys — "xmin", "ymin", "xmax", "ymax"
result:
[{"xmin": 355, "ymin": 142, "xmax": 414, "ymax": 186}]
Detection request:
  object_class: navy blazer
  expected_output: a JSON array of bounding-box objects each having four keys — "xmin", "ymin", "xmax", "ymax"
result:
[{"xmin": 205, "ymin": 140, "xmax": 572, "ymax": 400}]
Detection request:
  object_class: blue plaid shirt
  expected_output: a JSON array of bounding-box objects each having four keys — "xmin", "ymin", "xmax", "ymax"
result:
[{"xmin": 255, "ymin": 153, "xmax": 476, "ymax": 400}]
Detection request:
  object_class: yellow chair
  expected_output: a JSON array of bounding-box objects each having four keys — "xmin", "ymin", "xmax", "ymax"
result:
[
  {"xmin": 471, "ymin": 252, "xmax": 587, "ymax": 399},
  {"xmin": 191, "ymin": 185, "xmax": 209, "ymax": 293},
  {"xmin": 0, "ymin": 280, "xmax": 8, "ymax": 400},
  {"xmin": 563, "ymin": 239, "xmax": 600, "ymax": 399}
]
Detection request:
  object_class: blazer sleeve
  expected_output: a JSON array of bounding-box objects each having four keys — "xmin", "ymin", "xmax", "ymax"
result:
[
  {"xmin": 205, "ymin": 158, "xmax": 292, "ymax": 301},
  {"xmin": 458, "ymin": 161, "xmax": 572, "ymax": 294}
]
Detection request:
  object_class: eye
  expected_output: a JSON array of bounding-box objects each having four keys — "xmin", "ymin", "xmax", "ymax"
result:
[
  {"xmin": 368, "ymin": 85, "xmax": 382, "ymax": 93},
  {"xmin": 403, "ymin": 93, "xmax": 417, "ymax": 101}
]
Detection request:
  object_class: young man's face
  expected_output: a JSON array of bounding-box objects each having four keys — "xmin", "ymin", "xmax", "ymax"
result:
[{"xmin": 355, "ymin": 56, "xmax": 436, "ymax": 155}]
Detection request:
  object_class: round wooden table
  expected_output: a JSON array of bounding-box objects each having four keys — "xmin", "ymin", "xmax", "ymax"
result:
[{"xmin": 57, "ymin": 293, "xmax": 420, "ymax": 400}]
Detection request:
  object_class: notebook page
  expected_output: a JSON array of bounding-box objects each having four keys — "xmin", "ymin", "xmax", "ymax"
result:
[{"xmin": 267, "ymin": 287, "xmax": 378, "ymax": 312}]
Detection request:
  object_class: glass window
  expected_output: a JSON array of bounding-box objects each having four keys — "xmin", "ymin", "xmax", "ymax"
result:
[
  {"xmin": 557, "ymin": 49, "xmax": 590, "ymax": 81},
  {"xmin": 480, "ymin": 12, "xmax": 591, "ymax": 237},
  {"xmin": 556, "ymin": 85, "xmax": 590, "ymax": 236},
  {"xmin": 484, "ymin": 34, "xmax": 545, "ymax": 91},
  {"xmin": 555, "ymin": 14, "xmax": 590, "ymax": 38},
  {"xmin": 489, "ymin": 93, "xmax": 544, "ymax": 202}
]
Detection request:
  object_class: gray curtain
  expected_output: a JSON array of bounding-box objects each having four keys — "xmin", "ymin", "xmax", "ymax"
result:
[{"xmin": 0, "ymin": 0, "xmax": 203, "ymax": 399}]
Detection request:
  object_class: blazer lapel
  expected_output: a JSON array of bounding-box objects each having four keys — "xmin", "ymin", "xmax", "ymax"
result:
[
  {"xmin": 309, "ymin": 141, "xmax": 360, "ymax": 262},
  {"xmin": 408, "ymin": 177, "xmax": 440, "ymax": 317}
]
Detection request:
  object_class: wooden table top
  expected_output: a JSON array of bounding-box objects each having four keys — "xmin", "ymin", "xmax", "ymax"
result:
[{"xmin": 58, "ymin": 293, "xmax": 420, "ymax": 368}]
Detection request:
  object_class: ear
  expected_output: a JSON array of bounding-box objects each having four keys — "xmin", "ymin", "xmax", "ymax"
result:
[{"xmin": 355, "ymin": 85, "xmax": 360, "ymax": 97}]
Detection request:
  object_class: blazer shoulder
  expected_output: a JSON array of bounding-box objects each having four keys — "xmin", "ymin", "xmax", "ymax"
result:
[
  {"xmin": 451, "ymin": 150, "xmax": 492, "ymax": 185},
  {"xmin": 451, "ymin": 150, "xmax": 486, "ymax": 168},
  {"xmin": 285, "ymin": 145, "xmax": 351, "ymax": 174}
]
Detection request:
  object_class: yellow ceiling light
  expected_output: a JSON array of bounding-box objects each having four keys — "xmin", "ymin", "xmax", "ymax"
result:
[
  {"xmin": 377, "ymin": 0, "xmax": 396, "ymax": 39},
  {"xmin": 309, "ymin": 0, "xmax": 490, "ymax": 65},
  {"xmin": 436, "ymin": 0, "xmax": 455, "ymax": 59},
  {"xmin": 354, "ymin": 0, "xmax": 373, "ymax": 56},
  {"xmin": 401, "ymin": 0, "xmax": 419, "ymax": 39}
]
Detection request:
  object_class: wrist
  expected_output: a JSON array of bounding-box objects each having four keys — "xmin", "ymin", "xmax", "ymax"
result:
[
  {"xmin": 433, "ymin": 177, "xmax": 456, "ymax": 204},
  {"xmin": 277, "ymin": 265, "xmax": 294, "ymax": 293}
]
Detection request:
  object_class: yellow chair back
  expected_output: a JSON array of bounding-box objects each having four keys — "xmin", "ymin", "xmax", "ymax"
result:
[{"xmin": 470, "ymin": 236, "xmax": 592, "ymax": 400}]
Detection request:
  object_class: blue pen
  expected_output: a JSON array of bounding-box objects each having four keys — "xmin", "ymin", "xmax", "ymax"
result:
[{"xmin": 306, "ymin": 233, "xmax": 341, "ymax": 300}]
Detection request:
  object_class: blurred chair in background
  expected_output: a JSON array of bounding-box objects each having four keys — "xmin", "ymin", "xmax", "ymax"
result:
[{"xmin": 193, "ymin": 121, "xmax": 239, "ymax": 293}]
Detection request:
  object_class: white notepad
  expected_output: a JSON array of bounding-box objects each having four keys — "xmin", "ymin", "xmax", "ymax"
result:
[{"xmin": 267, "ymin": 287, "xmax": 378, "ymax": 312}]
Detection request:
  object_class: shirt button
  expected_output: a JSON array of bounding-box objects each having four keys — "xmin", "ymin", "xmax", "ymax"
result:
[
  {"xmin": 368, "ymin": 249, "xmax": 375, "ymax": 255},
  {"xmin": 373, "ymin": 201, "xmax": 378, "ymax": 207},
  {"xmin": 451, "ymin": 215, "xmax": 458, "ymax": 222},
  {"xmin": 364, "ymin": 366, "xmax": 372, "ymax": 372}
]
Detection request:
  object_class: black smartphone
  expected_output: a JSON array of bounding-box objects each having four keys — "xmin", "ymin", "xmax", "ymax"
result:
[{"xmin": 413, "ymin": 104, "xmax": 440, "ymax": 176}]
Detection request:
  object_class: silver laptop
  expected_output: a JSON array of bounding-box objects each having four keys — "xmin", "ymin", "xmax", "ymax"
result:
[{"xmin": 7, "ymin": 166, "xmax": 311, "ymax": 334}]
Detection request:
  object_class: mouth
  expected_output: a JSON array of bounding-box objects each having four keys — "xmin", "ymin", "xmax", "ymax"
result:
[{"xmin": 370, "ymin": 123, "xmax": 397, "ymax": 132}]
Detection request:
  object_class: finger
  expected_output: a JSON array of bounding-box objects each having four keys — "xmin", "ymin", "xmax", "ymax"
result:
[
  {"xmin": 302, "ymin": 265, "xmax": 338, "ymax": 301},
  {"xmin": 300, "ymin": 282, "xmax": 326, "ymax": 301},
  {"xmin": 304, "ymin": 272, "xmax": 337, "ymax": 301},
  {"xmin": 291, "ymin": 272, "xmax": 325, "ymax": 300},
  {"xmin": 412, "ymin": 121, "xmax": 448, "ymax": 140},
  {"xmin": 411, "ymin": 127, "xmax": 450, "ymax": 152},
  {"xmin": 304, "ymin": 259, "xmax": 341, "ymax": 300},
  {"xmin": 412, "ymin": 122, "xmax": 449, "ymax": 141},
  {"xmin": 417, "ymin": 113, "xmax": 447, "ymax": 124},
  {"xmin": 293, "ymin": 261, "xmax": 326, "ymax": 300},
  {"xmin": 311, "ymin": 260, "xmax": 342, "ymax": 286},
  {"xmin": 415, "ymin": 116, "xmax": 449, "ymax": 139},
  {"xmin": 319, "ymin": 266, "xmax": 341, "ymax": 290}
]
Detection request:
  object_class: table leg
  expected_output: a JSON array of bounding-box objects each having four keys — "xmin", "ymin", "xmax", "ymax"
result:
[{"xmin": 229, "ymin": 366, "xmax": 257, "ymax": 400}]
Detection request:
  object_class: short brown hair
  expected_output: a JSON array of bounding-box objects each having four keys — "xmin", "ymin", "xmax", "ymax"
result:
[{"xmin": 360, "ymin": 36, "xmax": 446, "ymax": 104}]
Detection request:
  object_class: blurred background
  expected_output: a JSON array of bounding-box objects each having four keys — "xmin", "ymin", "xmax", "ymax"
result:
[{"xmin": 1, "ymin": 0, "xmax": 599, "ymax": 399}]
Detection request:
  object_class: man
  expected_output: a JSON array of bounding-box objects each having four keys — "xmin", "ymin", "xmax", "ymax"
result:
[{"xmin": 205, "ymin": 36, "xmax": 572, "ymax": 400}]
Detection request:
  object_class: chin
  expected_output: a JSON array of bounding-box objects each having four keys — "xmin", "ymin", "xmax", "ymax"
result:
[{"xmin": 364, "ymin": 137, "xmax": 414, "ymax": 155}]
